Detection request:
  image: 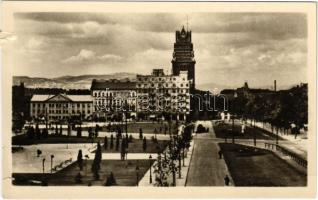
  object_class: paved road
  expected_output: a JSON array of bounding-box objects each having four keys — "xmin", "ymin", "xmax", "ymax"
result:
[{"xmin": 186, "ymin": 121, "xmax": 231, "ymax": 186}]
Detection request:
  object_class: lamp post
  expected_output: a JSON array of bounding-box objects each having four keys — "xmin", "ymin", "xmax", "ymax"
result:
[
  {"xmin": 50, "ymin": 155, "xmax": 54, "ymax": 174},
  {"xmin": 149, "ymin": 154, "xmax": 152, "ymax": 184},
  {"xmin": 136, "ymin": 165, "xmax": 140, "ymax": 186},
  {"xmin": 232, "ymin": 93, "xmax": 238, "ymax": 144},
  {"xmin": 42, "ymin": 158, "xmax": 46, "ymax": 174}
]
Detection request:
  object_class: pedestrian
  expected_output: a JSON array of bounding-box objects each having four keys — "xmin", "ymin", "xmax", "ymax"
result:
[
  {"xmin": 218, "ymin": 150, "xmax": 223, "ymax": 159},
  {"xmin": 224, "ymin": 175, "xmax": 230, "ymax": 186}
]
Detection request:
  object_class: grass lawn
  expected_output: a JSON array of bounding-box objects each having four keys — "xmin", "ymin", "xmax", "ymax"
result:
[
  {"xmin": 12, "ymin": 134, "xmax": 104, "ymax": 145},
  {"xmin": 219, "ymin": 143, "xmax": 307, "ymax": 186},
  {"xmin": 213, "ymin": 122, "xmax": 283, "ymax": 140},
  {"xmin": 101, "ymin": 138, "xmax": 169, "ymax": 153},
  {"xmin": 13, "ymin": 159, "xmax": 154, "ymax": 186}
]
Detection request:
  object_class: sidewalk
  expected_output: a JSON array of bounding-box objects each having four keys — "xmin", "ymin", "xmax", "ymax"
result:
[
  {"xmin": 186, "ymin": 121, "xmax": 233, "ymax": 186},
  {"xmin": 139, "ymin": 124, "xmax": 194, "ymax": 186},
  {"xmin": 246, "ymin": 120, "xmax": 307, "ymax": 158}
]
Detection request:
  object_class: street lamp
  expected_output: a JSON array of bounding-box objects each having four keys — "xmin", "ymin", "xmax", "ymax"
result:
[
  {"xmin": 42, "ymin": 158, "xmax": 46, "ymax": 174},
  {"xmin": 149, "ymin": 154, "xmax": 152, "ymax": 184},
  {"xmin": 136, "ymin": 164, "xmax": 140, "ymax": 186},
  {"xmin": 50, "ymin": 155, "xmax": 54, "ymax": 174},
  {"xmin": 232, "ymin": 93, "xmax": 238, "ymax": 144}
]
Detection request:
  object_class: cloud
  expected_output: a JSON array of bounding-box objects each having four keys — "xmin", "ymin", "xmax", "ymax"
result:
[
  {"xmin": 62, "ymin": 49, "xmax": 122, "ymax": 64},
  {"xmin": 16, "ymin": 12, "xmax": 306, "ymax": 40},
  {"xmin": 13, "ymin": 12, "xmax": 308, "ymax": 88}
]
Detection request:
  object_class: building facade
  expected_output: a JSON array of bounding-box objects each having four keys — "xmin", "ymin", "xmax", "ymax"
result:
[
  {"xmin": 90, "ymin": 79, "xmax": 137, "ymax": 119},
  {"xmin": 30, "ymin": 94, "xmax": 93, "ymax": 121},
  {"xmin": 136, "ymin": 69, "xmax": 190, "ymax": 120},
  {"xmin": 172, "ymin": 26, "xmax": 196, "ymax": 89}
]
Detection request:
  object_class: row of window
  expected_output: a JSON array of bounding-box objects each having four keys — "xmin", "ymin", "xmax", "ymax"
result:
[
  {"xmin": 137, "ymin": 83, "xmax": 189, "ymax": 88},
  {"xmin": 32, "ymin": 103, "xmax": 91, "ymax": 108},
  {"xmin": 32, "ymin": 110, "xmax": 91, "ymax": 114},
  {"xmin": 137, "ymin": 89, "xmax": 189, "ymax": 94},
  {"xmin": 137, "ymin": 77, "xmax": 187, "ymax": 82},
  {"xmin": 93, "ymin": 92, "xmax": 136, "ymax": 98}
]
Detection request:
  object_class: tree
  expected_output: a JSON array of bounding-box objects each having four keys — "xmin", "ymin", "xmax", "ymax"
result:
[
  {"xmin": 35, "ymin": 124, "xmax": 41, "ymax": 139},
  {"xmin": 104, "ymin": 136, "xmax": 108, "ymax": 150},
  {"xmin": 55, "ymin": 124, "xmax": 58, "ymax": 135},
  {"xmin": 154, "ymin": 128, "xmax": 158, "ymax": 136},
  {"xmin": 77, "ymin": 126, "xmax": 82, "ymax": 137},
  {"xmin": 129, "ymin": 134, "xmax": 133, "ymax": 143},
  {"xmin": 107, "ymin": 123, "xmax": 112, "ymax": 132},
  {"xmin": 115, "ymin": 134, "xmax": 120, "ymax": 151},
  {"xmin": 121, "ymin": 138, "xmax": 126, "ymax": 160},
  {"xmin": 27, "ymin": 126, "xmax": 35, "ymax": 139},
  {"xmin": 104, "ymin": 172, "xmax": 116, "ymax": 186},
  {"xmin": 75, "ymin": 172, "xmax": 82, "ymax": 184},
  {"xmin": 95, "ymin": 124, "xmax": 100, "ymax": 138},
  {"xmin": 91, "ymin": 142, "xmax": 102, "ymax": 180},
  {"xmin": 88, "ymin": 127, "xmax": 93, "ymax": 138},
  {"xmin": 59, "ymin": 124, "xmax": 63, "ymax": 135},
  {"xmin": 143, "ymin": 137, "xmax": 147, "ymax": 152},
  {"xmin": 139, "ymin": 128, "xmax": 143, "ymax": 140},
  {"xmin": 77, "ymin": 149, "xmax": 83, "ymax": 170},
  {"xmin": 41, "ymin": 128, "xmax": 48, "ymax": 138},
  {"xmin": 125, "ymin": 134, "xmax": 129, "ymax": 148},
  {"xmin": 110, "ymin": 134, "xmax": 114, "ymax": 149}
]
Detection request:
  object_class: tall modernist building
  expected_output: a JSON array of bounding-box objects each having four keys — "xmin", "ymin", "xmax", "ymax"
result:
[
  {"xmin": 172, "ymin": 26, "xmax": 196, "ymax": 89},
  {"xmin": 136, "ymin": 69, "xmax": 190, "ymax": 121}
]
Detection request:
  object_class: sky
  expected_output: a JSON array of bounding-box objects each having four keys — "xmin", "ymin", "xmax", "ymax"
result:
[{"xmin": 13, "ymin": 12, "xmax": 307, "ymax": 89}]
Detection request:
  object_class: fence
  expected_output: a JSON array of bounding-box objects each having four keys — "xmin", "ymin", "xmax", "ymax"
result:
[{"xmin": 264, "ymin": 143, "xmax": 307, "ymax": 168}]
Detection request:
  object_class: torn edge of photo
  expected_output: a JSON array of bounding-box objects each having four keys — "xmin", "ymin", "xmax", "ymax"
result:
[{"xmin": 0, "ymin": 1, "xmax": 316, "ymax": 199}]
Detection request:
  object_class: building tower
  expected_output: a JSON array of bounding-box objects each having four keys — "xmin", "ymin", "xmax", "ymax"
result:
[{"xmin": 171, "ymin": 26, "xmax": 196, "ymax": 88}]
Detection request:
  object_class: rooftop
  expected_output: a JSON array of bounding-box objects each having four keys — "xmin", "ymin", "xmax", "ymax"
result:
[
  {"xmin": 91, "ymin": 79, "xmax": 136, "ymax": 90},
  {"xmin": 31, "ymin": 94, "xmax": 93, "ymax": 102}
]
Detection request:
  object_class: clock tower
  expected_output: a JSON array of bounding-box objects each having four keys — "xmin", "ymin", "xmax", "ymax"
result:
[{"xmin": 172, "ymin": 26, "xmax": 196, "ymax": 88}]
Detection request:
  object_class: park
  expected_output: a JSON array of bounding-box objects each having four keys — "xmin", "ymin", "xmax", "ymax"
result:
[{"xmin": 11, "ymin": 117, "xmax": 307, "ymax": 187}]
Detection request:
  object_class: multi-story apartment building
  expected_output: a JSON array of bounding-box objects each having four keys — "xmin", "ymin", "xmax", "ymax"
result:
[
  {"xmin": 136, "ymin": 69, "xmax": 190, "ymax": 121},
  {"xmin": 90, "ymin": 79, "xmax": 137, "ymax": 119},
  {"xmin": 30, "ymin": 94, "xmax": 93, "ymax": 121}
]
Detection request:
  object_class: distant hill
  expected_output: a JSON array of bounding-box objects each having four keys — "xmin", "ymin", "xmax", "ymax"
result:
[
  {"xmin": 196, "ymin": 82, "xmax": 235, "ymax": 93},
  {"xmin": 13, "ymin": 73, "xmax": 137, "ymax": 89}
]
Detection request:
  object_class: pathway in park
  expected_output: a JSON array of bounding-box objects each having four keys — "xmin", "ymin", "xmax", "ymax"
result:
[{"xmin": 186, "ymin": 121, "xmax": 232, "ymax": 186}]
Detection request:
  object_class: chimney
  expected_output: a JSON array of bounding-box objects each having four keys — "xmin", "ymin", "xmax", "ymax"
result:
[{"xmin": 274, "ymin": 80, "xmax": 277, "ymax": 92}]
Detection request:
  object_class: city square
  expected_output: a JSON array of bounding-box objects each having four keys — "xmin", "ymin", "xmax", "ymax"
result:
[{"xmin": 9, "ymin": 11, "xmax": 309, "ymax": 189}]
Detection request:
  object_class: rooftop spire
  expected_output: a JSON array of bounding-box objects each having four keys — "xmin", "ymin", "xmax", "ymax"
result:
[{"xmin": 181, "ymin": 25, "xmax": 185, "ymax": 32}]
